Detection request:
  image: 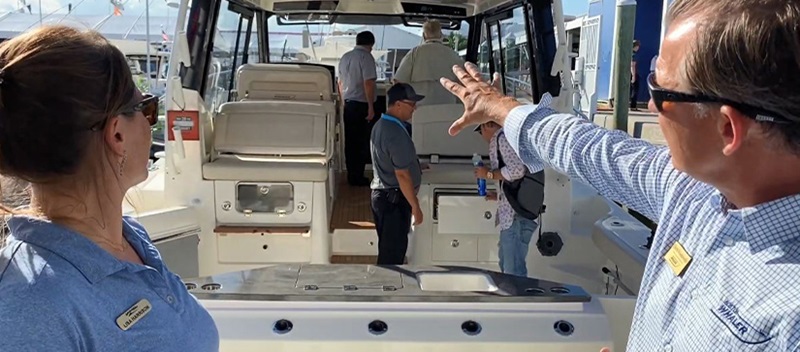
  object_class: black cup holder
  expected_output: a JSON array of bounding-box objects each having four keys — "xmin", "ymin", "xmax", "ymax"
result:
[
  {"xmin": 525, "ymin": 287, "xmax": 546, "ymax": 294},
  {"xmin": 461, "ymin": 320, "xmax": 482, "ymax": 336},
  {"xmin": 550, "ymin": 287, "xmax": 570, "ymax": 294},
  {"xmin": 273, "ymin": 319, "xmax": 293, "ymax": 334},
  {"xmin": 368, "ymin": 320, "xmax": 388, "ymax": 335},
  {"xmin": 554, "ymin": 320, "xmax": 574, "ymax": 336},
  {"xmin": 201, "ymin": 283, "xmax": 222, "ymax": 291},
  {"xmin": 184, "ymin": 282, "xmax": 197, "ymax": 290}
]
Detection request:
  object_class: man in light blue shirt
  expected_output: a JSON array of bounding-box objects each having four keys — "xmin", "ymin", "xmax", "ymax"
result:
[{"xmin": 440, "ymin": 0, "xmax": 800, "ymax": 350}]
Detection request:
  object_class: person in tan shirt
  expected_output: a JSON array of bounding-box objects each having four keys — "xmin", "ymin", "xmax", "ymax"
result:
[{"xmin": 393, "ymin": 20, "xmax": 465, "ymax": 106}]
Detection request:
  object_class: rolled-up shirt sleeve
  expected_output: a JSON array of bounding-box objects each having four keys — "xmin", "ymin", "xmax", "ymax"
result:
[{"xmin": 501, "ymin": 93, "xmax": 685, "ymax": 221}]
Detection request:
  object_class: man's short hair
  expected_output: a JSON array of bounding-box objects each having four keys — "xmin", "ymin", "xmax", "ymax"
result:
[
  {"xmin": 667, "ymin": 0, "xmax": 800, "ymax": 154},
  {"xmin": 356, "ymin": 31, "xmax": 375, "ymax": 46},
  {"xmin": 422, "ymin": 20, "xmax": 443, "ymax": 40}
]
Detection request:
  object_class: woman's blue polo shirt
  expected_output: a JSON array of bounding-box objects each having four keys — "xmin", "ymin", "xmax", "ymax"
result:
[{"xmin": 0, "ymin": 215, "xmax": 219, "ymax": 351}]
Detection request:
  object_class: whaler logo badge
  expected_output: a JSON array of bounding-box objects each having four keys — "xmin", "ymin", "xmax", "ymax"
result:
[
  {"xmin": 711, "ymin": 300, "xmax": 772, "ymax": 343},
  {"xmin": 116, "ymin": 299, "xmax": 152, "ymax": 331}
]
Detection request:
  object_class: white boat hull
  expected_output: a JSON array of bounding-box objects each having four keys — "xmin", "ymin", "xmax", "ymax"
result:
[
  {"xmin": 205, "ymin": 299, "xmax": 617, "ymax": 352},
  {"xmin": 186, "ymin": 264, "xmax": 636, "ymax": 351}
]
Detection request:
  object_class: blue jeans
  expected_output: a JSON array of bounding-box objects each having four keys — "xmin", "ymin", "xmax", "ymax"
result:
[{"xmin": 499, "ymin": 215, "xmax": 537, "ymax": 277}]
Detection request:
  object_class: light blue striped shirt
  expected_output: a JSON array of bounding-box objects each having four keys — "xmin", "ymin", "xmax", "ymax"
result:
[
  {"xmin": 504, "ymin": 94, "xmax": 800, "ymax": 351},
  {"xmin": 0, "ymin": 216, "xmax": 219, "ymax": 351}
]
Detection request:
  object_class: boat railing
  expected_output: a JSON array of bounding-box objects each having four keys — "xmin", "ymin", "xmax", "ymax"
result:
[{"xmin": 504, "ymin": 74, "xmax": 534, "ymax": 101}]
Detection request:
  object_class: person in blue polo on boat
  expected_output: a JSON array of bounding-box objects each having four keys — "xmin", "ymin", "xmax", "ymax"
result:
[{"xmin": 369, "ymin": 83, "xmax": 425, "ymax": 265}]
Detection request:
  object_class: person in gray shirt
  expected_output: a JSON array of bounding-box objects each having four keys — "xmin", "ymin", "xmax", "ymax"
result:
[
  {"xmin": 338, "ymin": 31, "xmax": 378, "ymax": 186},
  {"xmin": 370, "ymin": 83, "xmax": 424, "ymax": 265}
]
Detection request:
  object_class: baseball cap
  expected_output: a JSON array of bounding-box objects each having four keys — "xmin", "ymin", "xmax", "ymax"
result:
[{"xmin": 387, "ymin": 83, "xmax": 425, "ymax": 105}]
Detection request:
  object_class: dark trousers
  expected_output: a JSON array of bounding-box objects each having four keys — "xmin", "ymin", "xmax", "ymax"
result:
[
  {"xmin": 630, "ymin": 75, "xmax": 640, "ymax": 108},
  {"xmin": 343, "ymin": 100, "xmax": 370, "ymax": 183},
  {"xmin": 371, "ymin": 189, "xmax": 411, "ymax": 265}
]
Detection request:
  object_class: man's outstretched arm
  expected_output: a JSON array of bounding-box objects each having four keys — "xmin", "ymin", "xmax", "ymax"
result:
[
  {"xmin": 441, "ymin": 63, "xmax": 685, "ymax": 221},
  {"xmin": 503, "ymin": 94, "xmax": 683, "ymax": 221}
]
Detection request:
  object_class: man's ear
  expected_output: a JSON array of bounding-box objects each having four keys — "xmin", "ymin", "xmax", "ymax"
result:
[
  {"xmin": 718, "ymin": 105, "xmax": 753, "ymax": 156},
  {"xmin": 103, "ymin": 115, "xmax": 127, "ymax": 157}
]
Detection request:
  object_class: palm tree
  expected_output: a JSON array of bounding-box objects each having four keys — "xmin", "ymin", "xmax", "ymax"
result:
[{"xmin": 446, "ymin": 32, "xmax": 467, "ymax": 51}]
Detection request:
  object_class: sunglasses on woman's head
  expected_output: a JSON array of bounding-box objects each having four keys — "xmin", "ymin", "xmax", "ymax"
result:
[{"xmin": 647, "ymin": 72, "xmax": 793, "ymax": 124}]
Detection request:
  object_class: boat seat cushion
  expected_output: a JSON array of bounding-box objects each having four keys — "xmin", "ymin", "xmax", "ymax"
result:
[
  {"xmin": 203, "ymin": 156, "xmax": 329, "ymax": 182},
  {"xmin": 236, "ymin": 63, "xmax": 334, "ymax": 101},
  {"xmin": 412, "ymin": 104, "xmax": 486, "ymax": 157},
  {"xmin": 214, "ymin": 100, "xmax": 332, "ymax": 156}
]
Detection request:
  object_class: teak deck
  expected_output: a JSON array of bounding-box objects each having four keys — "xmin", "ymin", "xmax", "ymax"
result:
[
  {"xmin": 329, "ymin": 176, "xmax": 374, "ymax": 232},
  {"xmin": 328, "ymin": 174, "xmax": 408, "ymax": 264}
]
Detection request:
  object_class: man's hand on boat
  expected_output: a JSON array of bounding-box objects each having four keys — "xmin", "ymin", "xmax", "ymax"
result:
[{"xmin": 440, "ymin": 63, "xmax": 522, "ymax": 136}]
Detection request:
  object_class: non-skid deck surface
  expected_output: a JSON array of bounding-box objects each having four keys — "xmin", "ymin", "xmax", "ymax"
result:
[
  {"xmin": 329, "ymin": 176, "xmax": 374, "ymax": 232},
  {"xmin": 187, "ymin": 264, "xmax": 592, "ymax": 302}
]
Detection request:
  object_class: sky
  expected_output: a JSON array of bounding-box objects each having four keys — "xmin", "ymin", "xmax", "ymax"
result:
[
  {"xmin": 563, "ymin": 0, "xmax": 588, "ymax": 16},
  {"xmin": 1, "ymin": 0, "xmax": 179, "ymax": 16},
  {"xmin": 1, "ymin": 0, "xmax": 590, "ymax": 18}
]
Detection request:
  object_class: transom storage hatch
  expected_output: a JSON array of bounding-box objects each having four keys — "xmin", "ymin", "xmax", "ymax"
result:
[
  {"xmin": 236, "ymin": 182, "xmax": 295, "ymax": 215},
  {"xmin": 214, "ymin": 180, "xmax": 313, "ymax": 225}
]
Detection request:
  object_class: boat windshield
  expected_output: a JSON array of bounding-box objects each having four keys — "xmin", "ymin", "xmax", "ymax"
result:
[
  {"xmin": 201, "ymin": 0, "xmax": 535, "ymax": 111},
  {"xmin": 265, "ymin": 17, "xmax": 469, "ymax": 83}
]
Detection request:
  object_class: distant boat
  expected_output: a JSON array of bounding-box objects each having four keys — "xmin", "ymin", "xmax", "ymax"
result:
[
  {"xmin": 110, "ymin": 38, "xmax": 170, "ymax": 96},
  {"xmin": 296, "ymin": 29, "xmax": 389, "ymax": 80}
]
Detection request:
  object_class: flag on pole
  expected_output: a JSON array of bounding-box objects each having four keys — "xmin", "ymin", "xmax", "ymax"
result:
[
  {"xmin": 161, "ymin": 27, "xmax": 169, "ymax": 41},
  {"xmin": 110, "ymin": 0, "xmax": 124, "ymax": 16}
]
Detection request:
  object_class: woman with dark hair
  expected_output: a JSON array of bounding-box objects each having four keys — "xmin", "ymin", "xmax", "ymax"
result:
[{"xmin": 0, "ymin": 26, "xmax": 219, "ymax": 350}]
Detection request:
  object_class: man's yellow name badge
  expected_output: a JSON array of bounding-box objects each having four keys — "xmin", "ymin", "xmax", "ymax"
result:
[
  {"xmin": 116, "ymin": 299, "xmax": 152, "ymax": 331},
  {"xmin": 664, "ymin": 241, "xmax": 693, "ymax": 277}
]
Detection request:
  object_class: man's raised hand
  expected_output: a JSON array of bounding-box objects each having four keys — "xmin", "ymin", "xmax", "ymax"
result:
[{"xmin": 439, "ymin": 62, "xmax": 522, "ymax": 136}]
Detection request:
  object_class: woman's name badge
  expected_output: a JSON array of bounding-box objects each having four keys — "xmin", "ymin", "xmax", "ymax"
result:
[
  {"xmin": 664, "ymin": 241, "xmax": 693, "ymax": 277},
  {"xmin": 116, "ymin": 299, "xmax": 152, "ymax": 331}
]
